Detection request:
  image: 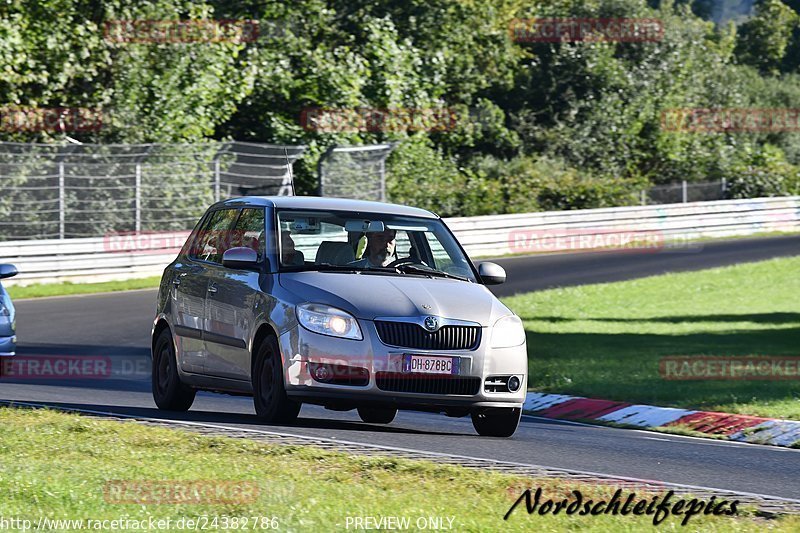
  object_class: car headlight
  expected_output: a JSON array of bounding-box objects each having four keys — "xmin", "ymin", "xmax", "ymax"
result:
[
  {"xmin": 0, "ymin": 300, "xmax": 7, "ymax": 317},
  {"xmin": 296, "ymin": 303, "xmax": 363, "ymax": 340},
  {"xmin": 490, "ymin": 315, "xmax": 526, "ymax": 348}
]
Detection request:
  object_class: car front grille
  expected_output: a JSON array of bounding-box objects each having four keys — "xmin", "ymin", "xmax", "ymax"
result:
[
  {"xmin": 375, "ymin": 372, "xmax": 481, "ymax": 395},
  {"xmin": 374, "ymin": 321, "xmax": 481, "ymax": 351}
]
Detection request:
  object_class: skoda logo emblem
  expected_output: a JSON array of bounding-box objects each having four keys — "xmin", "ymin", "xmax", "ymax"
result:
[{"xmin": 423, "ymin": 316, "xmax": 439, "ymax": 332}]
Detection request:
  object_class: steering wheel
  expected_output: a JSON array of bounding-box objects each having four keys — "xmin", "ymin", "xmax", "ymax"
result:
[{"xmin": 385, "ymin": 257, "xmax": 415, "ymax": 269}]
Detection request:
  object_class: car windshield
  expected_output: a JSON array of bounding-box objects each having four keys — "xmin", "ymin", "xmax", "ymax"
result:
[{"xmin": 276, "ymin": 209, "xmax": 477, "ymax": 282}]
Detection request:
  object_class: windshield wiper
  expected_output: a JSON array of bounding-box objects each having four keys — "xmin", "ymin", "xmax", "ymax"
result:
[
  {"xmin": 393, "ymin": 263, "xmax": 470, "ymax": 282},
  {"xmin": 282, "ymin": 263, "xmax": 396, "ymax": 275}
]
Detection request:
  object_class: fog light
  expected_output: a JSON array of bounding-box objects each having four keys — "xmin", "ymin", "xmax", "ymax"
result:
[
  {"xmin": 313, "ymin": 364, "xmax": 332, "ymax": 382},
  {"xmin": 507, "ymin": 375, "xmax": 521, "ymax": 392}
]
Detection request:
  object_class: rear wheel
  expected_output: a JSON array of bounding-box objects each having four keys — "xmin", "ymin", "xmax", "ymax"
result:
[
  {"xmin": 252, "ymin": 335, "xmax": 301, "ymax": 423},
  {"xmin": 471, "ymin": 408, "xmax": 521, "ymax": 437},
  {"xmin": 357, "ymin": 406, "xmax": 397, "ymax": 424},
  {"xmin": 152, "ymin": 328, "xmax": 196, "ymax": 411}
]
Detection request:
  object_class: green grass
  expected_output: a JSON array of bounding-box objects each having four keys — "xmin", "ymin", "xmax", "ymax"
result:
[
  {"xmin": 503, "ymin": 256, "xmax": 800, "ymax": 420},
  {"xmin": 0, "ymin": 408, "xmax": 795, "ymax": 531},
  {"xmin": 6, "ymin": 276, "xmax": 161, "ymax": 300}
]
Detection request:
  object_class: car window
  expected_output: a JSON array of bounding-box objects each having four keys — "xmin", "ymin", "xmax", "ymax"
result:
[
  {"xmin": 231, "ymin": 208, "xmax": 266, "ymax": 262},
  {"xmin": 275, "ymin": 209, "xmax": 477, "ymax": 282},
  {"xmin": 190, "ymin": 208, "xmax": 239, "ymax": 264},
  {"xmin": 394, "ymin": 230, "xmax": 412, "ymax": 258},
  {"xmin": 424, "ymin": 232, "xmax": 454, "ymax": 271},
  {"xmin": 280, "ymin": 218, "xmax": 350, "ymax": 265}
]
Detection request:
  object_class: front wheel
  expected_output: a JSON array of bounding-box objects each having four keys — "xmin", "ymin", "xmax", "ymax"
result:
[
  {"xmin": 152, "ymin": 329, "xmax": 196, "ymax": 411},
  {"xmin": 252, "ymin": 335, "xmax": 301, "ymax": 423},
  {"xmin": 471, "ymin": 408, "xmax": 521, "ymax": 437},
  {"xmin": 357, "ymin": 406, "xmax": 397, "ymax": 424}
]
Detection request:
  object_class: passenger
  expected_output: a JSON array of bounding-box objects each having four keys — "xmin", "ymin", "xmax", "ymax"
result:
[{"xmin": 281, "ymin": 231, "xmax": 304, "ymax": 266}]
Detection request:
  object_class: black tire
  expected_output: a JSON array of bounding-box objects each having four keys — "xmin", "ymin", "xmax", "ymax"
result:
[
  {"xmin": 471, "ymin": 408, "xmax": 521, "ymax": 437},
  {"xmin": 357, "ymin": 406, "xmax": 397, "ymax": 424},
  {"xmin": 152, "ymin": 328, "xmax": 196, "ymax": 411},
  {"xmin": 252, "ymin": 335, "xmax": 301, "ymax": 423}
]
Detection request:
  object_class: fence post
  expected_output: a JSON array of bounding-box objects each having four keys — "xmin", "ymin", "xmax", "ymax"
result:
[
  {"xmin": 214, "ymin": 159, "xmax": 221, "ymax": 202},
  {"xmin": 640, "ymin": 190, "xmax": 646, "ymax": 206},
  {"xmin": 682, "ymin": 180, "xmax": 688, "ymax": 203},
  {"xmin": 134, "ymin": 163, "xmax": 142, "ymax": 233},
  {"xmin": 721, "ymin": 177, "xmax": 727, "ymax": 197},
  {"xmin": 58, "ymin": 162, "xmax": 65, "ymax": 239},
  {"xmin": 379, "ymin": 158, "xmax": 386, "ymax": 202},
  {"xmin": 317, "ymin": 145, "xmax": 336, "ymax": 196}
]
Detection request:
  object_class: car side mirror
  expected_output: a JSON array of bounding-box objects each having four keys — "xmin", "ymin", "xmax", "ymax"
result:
[
  {"xmin": 222, "ymin": 247, "xmax": 260, "ymax": 271},
  {"xmin": 478, "ymin": 262, "xmax": 506, "ymax": 285},
  {"xmin": 0, "ymin": 264, "xmax": 18, "ymax": 280}
]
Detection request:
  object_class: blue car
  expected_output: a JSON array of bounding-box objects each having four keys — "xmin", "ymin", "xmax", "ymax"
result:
[{"xmin": 0, "ymin": 264, "xmax": 18, "ymax": 359}]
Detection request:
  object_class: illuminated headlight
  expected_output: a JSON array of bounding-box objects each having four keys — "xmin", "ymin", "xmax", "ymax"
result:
[
  {"xmin": 296, "ymin": 303, "xmax": 363, "ymax": 340},
  {"xmin": 490, "ymin": 315, "xmax": 526, "ymax": 348}
]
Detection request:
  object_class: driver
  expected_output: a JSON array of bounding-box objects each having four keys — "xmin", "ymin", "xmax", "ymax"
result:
[{"xmin": 350, "ymin": 229, "xmax": 397, "ymax": 267}]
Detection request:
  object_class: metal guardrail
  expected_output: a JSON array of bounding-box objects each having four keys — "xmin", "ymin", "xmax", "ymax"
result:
[
  {"xmin": 447, "ymin": 196, "xmax": 800, "ymax": 257},
  {"xmin": 1, "ymin": 197, "xmax": 798, "ymax": 285}
]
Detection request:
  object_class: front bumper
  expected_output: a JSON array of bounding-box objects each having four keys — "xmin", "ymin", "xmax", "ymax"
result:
[
  {"xmin": 0, "ymin": 335, "xmax": 16, "ymax": 356},
  {"xmin": 279, "ymin": 322, "xmax": 527, "ymax": 410}
]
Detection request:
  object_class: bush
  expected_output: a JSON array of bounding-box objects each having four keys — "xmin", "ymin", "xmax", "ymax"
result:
[
  {"xmin": 723, "ymin": 146, "xmax": 800, "ymax": 198},
  {"xmin": 725, "ymin": 165, "xmax": 800, "ymax": 198},
  {"xmin": 466, "ymin": 155, "xmax": 646, "ymax": 214},
  {"xmin": 386, "ymin": 137, "xmax": 470, "ymax": 217}
]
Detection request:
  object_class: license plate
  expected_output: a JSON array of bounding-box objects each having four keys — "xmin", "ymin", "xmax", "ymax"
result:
[{"xmin": 402, "ymin": 354, "xmax": 460, "ymax": 375}]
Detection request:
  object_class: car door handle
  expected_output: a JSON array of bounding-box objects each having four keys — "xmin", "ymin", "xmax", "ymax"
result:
[
  {"xmin": 172, "ymin": 278, "xmax": 181, "ymax": 287},
  {"xmin": 207, "ymin": 284, "xmax": 217, "ymax": 294}
]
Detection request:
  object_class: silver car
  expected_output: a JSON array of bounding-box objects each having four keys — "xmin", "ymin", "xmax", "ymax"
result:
[
  {"xmin": 0, "ymin": 264, "xmax": 18, "ymax": 363},
  {"xmin": 152, "ymin": 197, "xmax": 528, "ymax": 437}
]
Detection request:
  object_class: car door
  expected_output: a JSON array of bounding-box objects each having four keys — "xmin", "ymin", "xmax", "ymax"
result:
[
  {"xmin": 203, "ymin": 207, "xmax": 266, "ymax": 381},
  {"xmin": 173, "ymin": 208, "xmax": 239, "ymax": 374}
]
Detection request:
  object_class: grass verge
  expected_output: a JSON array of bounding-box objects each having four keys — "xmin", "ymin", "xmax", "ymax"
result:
[
  {"xmin": 5, "ymin": 276, "xmax": 161, "ymax": 300},
  {"xmin": 503, "ymin": 256, "xmax": 800, "ymax": 420},
  {"xmin": 0, "ymin": 408, "xmax": 795, "ymax": 531}
]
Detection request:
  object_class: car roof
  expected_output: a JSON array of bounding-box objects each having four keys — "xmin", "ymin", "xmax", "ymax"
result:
[{"xmin": 213, "ymin": 196, "xmax": 439, "ymax": 219}]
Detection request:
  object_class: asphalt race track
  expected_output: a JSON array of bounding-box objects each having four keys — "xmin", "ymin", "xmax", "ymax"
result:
[
  {"xmin": 493, "ymin": 233, "xmax": 800, "ymax": 297},
  {"xmin": 3, "ymin": 234, "xmax": 799, "ymax": 500}
]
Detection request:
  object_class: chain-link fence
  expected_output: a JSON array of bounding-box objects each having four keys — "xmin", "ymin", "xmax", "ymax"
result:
[
  {"xmin": 640, "ymin": 179, "xmax": 727, "ymax": 205},
  {"xmin": 317, "ymin": 143, "xmax": 396, "ymax": 202},
  {"xmin": 0, "ymin": 141, "xmax": 305, "ymax": 240}
]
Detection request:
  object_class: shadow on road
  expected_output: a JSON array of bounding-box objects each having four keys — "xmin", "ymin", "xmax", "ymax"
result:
[{"xmin": 0, "ymin": 399, "xmax": 472, "ymax": 437}]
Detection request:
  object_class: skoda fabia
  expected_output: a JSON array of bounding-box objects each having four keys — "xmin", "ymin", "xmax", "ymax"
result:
[{"xmin": 151, "ymin": 197, "xmax": 528, "ymax": 437}]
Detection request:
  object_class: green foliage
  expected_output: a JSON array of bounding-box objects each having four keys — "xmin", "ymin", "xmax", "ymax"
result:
[
  {"xmin": 385, "ymin": 137, "xmax": 469, "ymax": 217},
  {"xmin": 724, "ymin": 145, "xmax": 800, "ymax": 198},
  {"xmin": 469, "ymin": 155, "xmax": 645, "ymax": 214},
  {"xmin": 2, "ymin": 0, "xmax": 800, "ymax": 218},
  {"xmin": 735, "ymin": 0, "xmax": 799, "ymax": 75}
]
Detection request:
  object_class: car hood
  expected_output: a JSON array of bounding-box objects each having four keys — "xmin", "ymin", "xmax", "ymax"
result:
[{"xmin": 278, "ymin": 272, "xmax": 512, "ymax": 325}]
